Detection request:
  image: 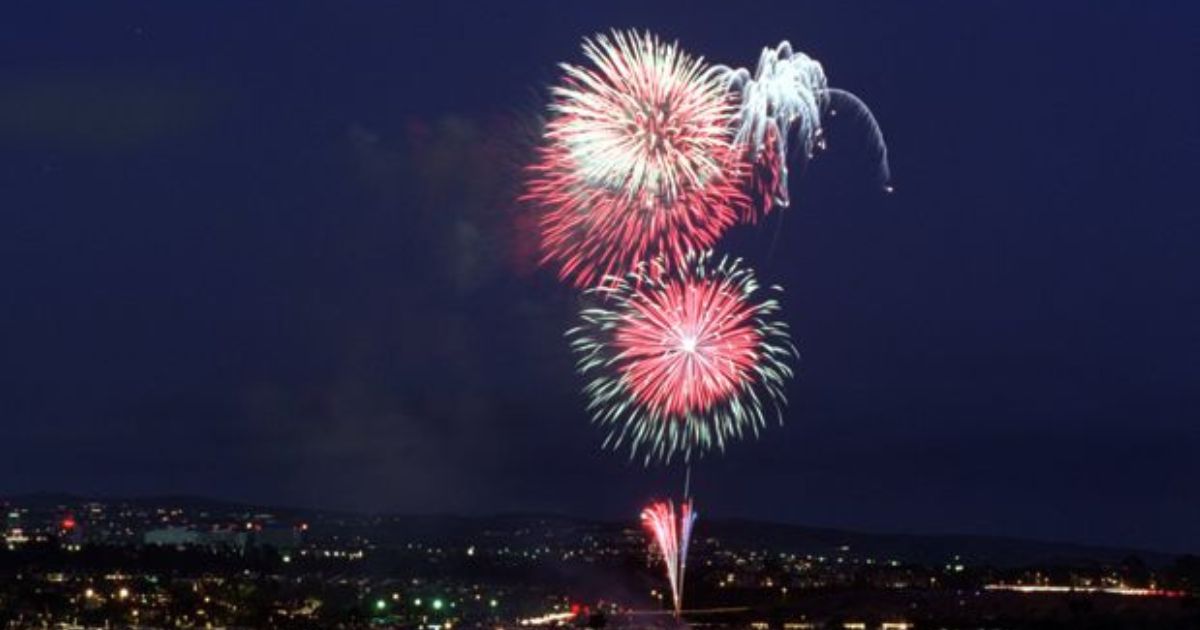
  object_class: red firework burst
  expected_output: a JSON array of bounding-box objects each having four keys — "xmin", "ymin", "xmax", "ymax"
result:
[
  {"xmin": 615, "ymin": 276, "xmax": 761, "ymax": 417},
  {"xmin": 525, "ymin": 30, "xmax": 750, "ymax": 287},
  {"xmin": 569, "ymin": 253, "xmax": 794, "ymax": 463}
]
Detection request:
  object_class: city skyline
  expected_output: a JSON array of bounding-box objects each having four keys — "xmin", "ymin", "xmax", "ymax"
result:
[
  {"xmin": 2, "ymin": 1, "xmax": 1197, "ymax": 557},
  {"xmin": 2, "ymin": 493, "xmax": 1195, "ymax": 628}
]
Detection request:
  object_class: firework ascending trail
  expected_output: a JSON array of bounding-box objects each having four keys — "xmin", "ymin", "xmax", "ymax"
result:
[
  {"xmin": 642, "ymin": 499, "xmax": 697, "ymax": 616},
  {"xmin": 526, "ymin": 30, "xmax": 750, "ymax": 287},
  {"xmin": 711, "ymin": 40, "xmax": 892, "ymax": 211},
  {"xmin": 568, "ymin": 251, "xmax": 796, "ymax": 464}
]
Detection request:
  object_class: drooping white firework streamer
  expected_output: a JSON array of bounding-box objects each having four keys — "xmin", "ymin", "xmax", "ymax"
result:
[{"xmin": 710, "ymin": 41, "xmax": 892, "ymax": 209}]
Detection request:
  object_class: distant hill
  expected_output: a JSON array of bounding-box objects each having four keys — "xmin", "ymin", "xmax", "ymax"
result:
[
  {"xmin": 697, "ymin": 518, "xmax": 1180, "ymax": 568},
  {"xmin": 2, "ymin": 492, "xmax": 1182, "ymax": 567}
]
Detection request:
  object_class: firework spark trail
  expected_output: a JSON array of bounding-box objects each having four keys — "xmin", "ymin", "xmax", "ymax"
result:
[
  {"xmin": 526, "ymin": 30, "xmax": 750, "ymax": 287},
  {"xmin": 568, "ymin": 251, "xmax": 796, "ymax": 464},
  {"xmin": 677, "ymin": 498, "xmax": 696, "ymax": 613},
  {"xmin": 711, "ymin": 40, "xmax": 892, "ymax": 209},
  {"xmin": 642, "ymin": 499, "xmax": 697, "ymax": 616}
]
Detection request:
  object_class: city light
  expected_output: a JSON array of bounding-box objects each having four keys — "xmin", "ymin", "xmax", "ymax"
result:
[
  {"xmin": 518, "ymin": 611, "xmax": 578, "ymax": 626},
  {"xmin": 984, "ymin": 584, "xmax": 1189, "ymax": 598}
]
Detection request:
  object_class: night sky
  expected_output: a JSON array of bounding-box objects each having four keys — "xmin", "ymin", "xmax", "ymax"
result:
[{"xmin": 2, "ymin": 2, "xmax": 1197, "ymax": 554}]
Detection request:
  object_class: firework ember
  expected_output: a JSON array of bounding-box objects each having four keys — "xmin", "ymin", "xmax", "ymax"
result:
[
  {"xmin": 526, "ymin": 30, "xmax": 750, "ymax": 287},
  {"xmin": 568, "ymin": 252, "xmax": 795, "ymax": 464},
  {"xmin": 642, "ymin": 499, "xmax": 697, "ymax": 616}
]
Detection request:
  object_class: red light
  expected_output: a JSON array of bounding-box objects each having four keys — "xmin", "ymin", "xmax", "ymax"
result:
[
  {"xmin": 570, "ymin": 603, "xmax": 580, "ymax": 616},
  {"xmin": 61, "ymin": 516, "xmax": 76, "ymax": 530}
]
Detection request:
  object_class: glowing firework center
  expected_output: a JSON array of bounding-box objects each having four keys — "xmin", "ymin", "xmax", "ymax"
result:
[{"xmin": 614, "ymin": 278, "xmax": 762, "ymax": 418}]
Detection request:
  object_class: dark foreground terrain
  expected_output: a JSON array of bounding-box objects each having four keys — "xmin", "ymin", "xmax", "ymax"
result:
[{"xmin": 2, "ymin": 494, "xmax": 1197, "ymax": 628}]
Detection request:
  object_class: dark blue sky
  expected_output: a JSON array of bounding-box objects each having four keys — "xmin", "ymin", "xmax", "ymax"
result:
[{"xmin": 2, "ymin": 2, "xmax": 1197, "ymax": 553}]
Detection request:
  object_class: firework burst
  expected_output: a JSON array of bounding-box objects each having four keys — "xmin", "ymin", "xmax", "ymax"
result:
[
  {"xmin": 526, "ymin": 30, "xmax": 750, "ymax": 287},
  {"xmin": 712, "ymin": 41, "xmax": 892, "ymax": 209},
  {"xmin": 642, "ymin": 499, "xmax": 697, "ymax": 616},
  {"xmin": 568, "ymin": 252, "xmax": 795, "ymax": 464}
]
